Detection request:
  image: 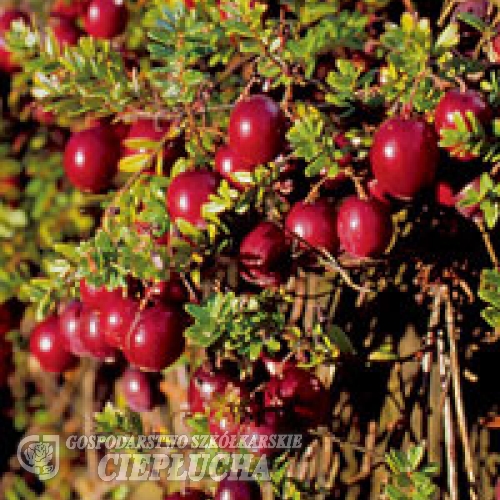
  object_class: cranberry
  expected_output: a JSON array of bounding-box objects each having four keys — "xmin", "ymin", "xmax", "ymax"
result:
[
  {"xmin": 264, "ymin": 366, "xmax": 330, "ymax": 430},
  {"xmin": 148, "ymin": 274, "xmax": 189, "ymax": 305},
  {"xmin": 59, "ymin": 300, "xmax": 89, "ymax": 356},
  {"xmin": 0, "ymin": 10, "xmax": 30, "ymax": 74},
  {"xmin": 370, "ymin": 117, "xmax": 439, "ymax": 200},
  {"xmin": 243, "ymin": 409, "xmax": 288, "ymax": 457},
  {"xmin": 100, "ymin": 295, "xmax": 139, "ymax": 349},
  {"xmin": 493, "ymin": 34, "xmax": 500, "ymax": 61},
  {"xmin": 52, "ymin": 0, "xmax": 91, "ymax": 19},
  {"xmin": 215, "ymin": 478, "xmax": 262, "ymax": 500},
  {"xmin": 123, "ymin": 304, "xmax": 186, "ymax": 371},
  {"xmin": 49, "ymin": 15, "xmax": 81, "ymax": 48},
  {"xmin": 183, "ymin": 0, "xmax": 196, "ymax": 9},
  {"xmin": 80, "ymin": 308, "xmax": 117, "ymax": 361},
  {"xmin": 30, "ymin": 315, "xmax": 77, "ymax": 373},
  {"xmin": 64, "ymin": 126, "xmax": 120, "ymax": 193},
  {"xmin": 33, "ymin": 105, "xmax": 55, "ymax": 125},
  {"xmin": 188, "ymin": 365, "xmax": 242, "ymax": 414},
  {"xmin": 229, "ymin": 95, "xmax": 285, "ymax": 166},
  {"xmin": 208, "ymin": 408, "xmax": 242, "ymax": 451},
  {"xmin": 337, "ymin": 196, "xmax": 393, "ymax": 258},
  {"xmin": 285, "ymin": 199, "xmax": 339, "ymax": 254},
  {"xmin": 167, "ymin": 170, "xmax": 221, "ymax": 230},
  {"xmin": 434, "ymin": 89, "xmax": 492, "ymax": 161},
  {"xmin": 239, "ymin": 221, "xmax": 289, "ymax": 287},
  {"xmin": 121, "ymin": 367, "xmax": 157, "ymax": 412},
  {"xmin": 215, "ymin": 145, "xmax": 254, "ymax": 189},
  {"xmin": 367, "ymin": 178, "xmax": 391, "ymax": 206},
  {"xmin": 84, "ymin": 0, "xmax": 128, "ymax": 39},
  {"xmin": 79, "ymin": 279, "xmax": 123, "ymax": 310},
  {"xmin": 435, "ymin": 181, "xmax": 456, "ymax": 208},
  {"xmin": 455, "ymin": 177, "xmax": 482, "ymax": 221},
  {"xmin": 164, "ymin": 490, "xmax": 209, "ymax": 500}
]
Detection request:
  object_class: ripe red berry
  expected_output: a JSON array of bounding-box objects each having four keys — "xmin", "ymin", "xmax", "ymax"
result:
[
  {"xmin": 229, "ymin": 95, "xmax": 285, "ymax": 166},
  {"xmin": 239, "ymin": 221, "xmax": 289, "ymax": 287},
  {"xmin": 30, "ymin": 315, "xmax": 77, "ymax": 373},
  {"xmin": 215, "ymin": 478, "xmax": 262, "ymax": 500},
  {"xmin": 434, "ymin": 89, "xmax": 492, "ymax": 161},
  {"xmin": 435, "ymin": 180, "xmax": 456, "ymax": 208},
  {"xmin": 84, "ymin": 0, "xmax": 128, "ymax": 39},
  {"xmin": 164, "ymin": 490, "xmax": 209, "ymax": 500},
  {"xmin": 493, "ymin": 34, "xmax": 500, "ymax": 61},
  {"xmin": 285, "ymin": 199, "xmax": 339, "ymax": 254},
  {"xmin": 79, "ymin": 279, "xmax": 123, "ymax": 310},
  {"xmin": 59, "ymin": 300, "xmax": 89, "ymax": 356},
  {"xmin": 121, "ymin": 367, "xmax": 156, "ymax": 412},
  {"xmin": 370, "ymin": 117, "xmax": 439, "ymax": 200},
  {"xmin": 147, "ymin": 274, "xmax": 189, "ymax": 305},
  {"xmin": 64, "ymin": 126, "xmax": 120, "ymax": 193},
  {"xmin": 167, "ymin": 170, "xmax": 221, "ymax": 230},
  {"xmin": 0, "ymin": 10, "xmax": 30, "ymax": 74},
  {"xmin": 243, "ymin": 409, "xmax": 288, "ymax": 457},
  {"xmin": 264, "ymin": 366, "xmax": 330, "ymax": 430},
  {"xmin": 215, "ymin": 145, "xmax": 254, "ymax": 189},
  {"xmin": 49, "ymin": 15, "xmax": 82, "ymax": 48},
  {"xmin": 337, "ymin": 196, "xmax": 393, "ymax": 258},
  {"xmin": 52, "ymin": 0, "xmax": 91, "ymax": 19},
  {"xmin": 124, "ymin": 119, "xmax": 183, "ymax": 171},
  {"xmin": 100, "ymin": 295, "xmax": 139, "ymax": 349},
  {"xmin": 123, "ymin": 304, "xmax": 187, "ymax": 371},
  {"xmin": 80, "ymin": 308, "xmax": 117, "ymax": 361}
]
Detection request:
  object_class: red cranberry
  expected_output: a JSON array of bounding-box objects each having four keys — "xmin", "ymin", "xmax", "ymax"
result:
[
  {"xmin": 455, "ymin": 177, "xmax": 482, "ymax": 221},
  {"xmin": 0, "ymin": 10, "xmax": 30, "ymax": 74},
  {"xmin": 370, "ymin": 117, "xmax": 439, "ymax": 200},
  {"xmin": 79, "ymin": 279, "xmax": 123, "ymax": 310},
  {"xmin": 208, "ymin": 408, "xmax": 242, "ymax": 451},
  {"xmin": 215, "ymin": 145, "xmax": 254, "ymax": 189},
  {"xmin": 367, "ymin": 178, "xmax": 391, "ymax": 206},
  {"xmin": 84, "ymin": 0, "xmax": 128, "ymax": 39},
  {"xmin": 188, "ymin": 365, "xmax": 241, "ymax": 414},
  {"xmin": 337, "ymin": 196, "xmax": 393, "ymax": 258},
  {"xmin": 49, "ymin": 15, "xmax": 81, "ymax": 48},
  {"xmin": 32, "ymin": 105, "xmax": 55, "ymax": 125},
  {"xmin": 64, "ymin": 126, "xmax": 120, "ymax": 193},
  {"xmin": 167, "ymin": 170, "xmax": 221, "ymax": 230},
  {"xmin": 123, "ymin": 304, "xmax": 187, "ymax": 371},
  {"xmin": 164, "ymin": 490, "xmax": 209, "ymax": 500},
  {"xmin": 121, "ymin": 367, "xmax": 156, "ymax": 412},
  {"xmin": 100, "ymin": 296, "xmax": 139, "ymax": 349},
  {"xmin": 239, "ymin": 221, "xmax": 289, "ymax": 287},
  {"xmin": 435, "ymin": 181, "xmax": 456, "ymax": 208},
  {"xmin": 285, "ymin": 199, "xmax": 339, "ymax": 254},
  {"xmin": 434, "ymin": 89, "xmax": 492, "ymax": 161},
  {"xmin": 52, "ymin": 0, "xmax": 91, "ymax": 19},
  {"xmin": 30, "ymin": 315, "xmax": 77, "ymax": 373},
  {"xmin": 264, "ymin": 366, "xmax": 330, "ymax": 430},
  {"xmin": 243, "ymin": 409, "xmax": 288, "ymax": 457},
  {"xmin": 148, "ymin": 274, "xmax": 189, "ymax": 305},
  {"xmin": 80, "ymin": 308, "xmax": 117, "ymax": 361},
  {"xmin": 59, "ymin": 300, "xmax": 89, "ymax": 356},
  {"xmin": 183, "ymin": 0, "xmax": 196, "ymax": 9},
  {"xmin": 215, "ymin": 478, "xmax": 262, "ymax": 500},
  {"xmin": 493, "ymin": 34, "xmax": 500, "ymax": 60},
  {"xmin": 229, "ymin": 95, "xmax": 285, "ymax": 166}
]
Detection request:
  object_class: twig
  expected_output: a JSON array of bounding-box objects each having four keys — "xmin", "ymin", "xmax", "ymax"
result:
[{"xmin": 476, "ymin": 219, "xmax": 499, "ymax": 269}]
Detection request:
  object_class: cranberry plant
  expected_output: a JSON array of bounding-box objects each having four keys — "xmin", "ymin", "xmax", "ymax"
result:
[{"xmin": 0, "ymin": 0, "xmax": 500, "ymax": 499}]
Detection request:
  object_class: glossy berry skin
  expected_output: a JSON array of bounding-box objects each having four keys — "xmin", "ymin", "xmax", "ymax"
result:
[
  {"xmin": 370, "ymin": 117, "xmax": 439, "ymax": 200},
  {"xmin": 100, "ymin": 296, "xmax": 139, "ymax": 349},
  {"xmin": 50, "ymin": 15, "xmax": 82, "ymax": 48},
  {"xmin": 64, "ymin": 126, "xmax": 120, "ymax": 193},
  {"xmin": 164, "ymin": 490, "xmax": 210, "ymax": 500},
  {"xmin": 59, "ymin": 300, "xmax": 88, "ymax": 356},
  {"xmin": 229, "ymin": 95, "xmax": 285, "ymax": 166},
  {"xmin": 121, "ymin": 368, "xmax": 156, "ymax": 412},
  {"xmin": 0, "ymin": 10, "xmax": 30, "ymax": 74},
  {"xmin": 124, "ymin": 119, "xmax": 183, "ymax": 171},
  {"xmin": 434, "ymin": 89, "xmax": 492, "ymax": 161},
  {"xmin": 435, "ymin": 181, "xmax": 456, "ymax": 208},
  {"xmin": 215, "ymin": 145, "xmax": 254, "ymax": 189},
  {"xmin": 52, "ymin": 0, "xmax": 91, "ymax": 19},
  {"xmin": 285, "ymin": 199, "xmax": 339, "ymax": 254},
  {"xmin": 215, "ymin": 478, "xmax": 262, "ymax": 500},
  {"xmin": 264, "ymin": 366, "xmax": 330, "ymax": 430},
  {"xmin": 123, "ymin": 304, "xmax": 187, "ymax": 371},
  {"xmin": 239, "ymin": 221, "xmax": 289, "ymax": 287},
  {"xmin": 84, "ymin": 0, "xmax": 128, "ymax": 40},
  {"xmin": 167, "ymin": 170, "xmax": 220, "ymax": 230},
  {"xmin": 30, "ymin": 315, "xmax": 77, "ymax": 373},
  {"xmin": 243, "ymin": 409, "xmax": 287, "ymax": 457},
  {"xmin": 337, "ymin": 196, "xmax": 393, "ymax": 258},
  {"xmin": 148, "ymin": 274, "xmax": 189, "ymax": 305},
  {"xmin": 80, "ymin": 279, "xmax": 123, "ymax": 310},
  {"xmin": 80, "ymin": 308, "xmax": 117, "ymax": 361}
]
